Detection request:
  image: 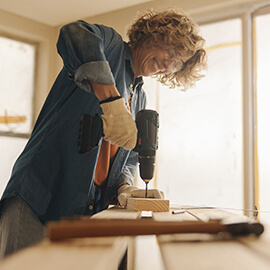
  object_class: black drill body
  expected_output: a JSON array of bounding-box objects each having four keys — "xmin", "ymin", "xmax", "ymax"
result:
[
  {"xmin": 133, "ymin": 110, "xmax": 159, "ymax": 182},
  {"xmin": 77, "ymin": 110, "xmax": 159, "ymax": 196}
]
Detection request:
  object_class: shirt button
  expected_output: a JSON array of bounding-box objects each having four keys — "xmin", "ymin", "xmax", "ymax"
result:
[{"xmin": 89, "ymin": 205, "xmax": 93, "ymax": 210}]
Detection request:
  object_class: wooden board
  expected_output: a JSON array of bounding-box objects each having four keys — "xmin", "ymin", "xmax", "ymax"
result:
[
  {"xmin": 91, "ymin": 206, "xmax": 142, "ymax": 219},
  {"xmin": 158, "ymin": 234, "xmax": 270, "ymax": 270},
  {"xmin": 153, "ymin": 210, "xmax": 197, "ymax": 222},
  {"xmin": 0, "ymin": 237, "xmax": 129, "ymax": 270},
  {"xmin": 126, "ymin": 198, "xmax": 169, "ymax": 212},
  {"xmin": 185, "ymin": 208, "xmax": 239, "ymax": 222},
  {"xmin": 156, "ymin": 208, "xmax": 270, "ymax": 270},
  {"xmin": 238, "ymin": 226, "xmax": 270, "ymax": 260}
]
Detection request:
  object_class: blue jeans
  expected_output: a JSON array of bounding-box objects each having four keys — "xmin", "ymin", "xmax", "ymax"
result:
[{"xmin": 0, "ymin": 196, "xmax": 45, "ymax": 259}]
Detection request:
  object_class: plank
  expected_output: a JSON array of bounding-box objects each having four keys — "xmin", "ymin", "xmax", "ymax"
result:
[
  {"xmin": 91, "ymin": 206, "xmax": 141, "ymax": 219},
  {"xmin": 158, "ymin": 235, "xmax": 270, "ymax": 270},
  {"xmin": 126, "ymin": 198, "xmax": 169, "ymax": 212},
  {"xmin": 0, "ymin": 237, "xmax": 129, "ymax": 270},
  {"xmin": 185, "ymin": 208, "xmax": 239, "ymax": 222},
  {"xmin": 238, "ymin": 226, "xmax": 270, "ymax": 262},
  {"xmin": 156, "ymin": 209, "xmax": 270, "ymax": 270},
  {"xmin": 153, "ymin": 210, "xmax": 197, "ymax": 222}
]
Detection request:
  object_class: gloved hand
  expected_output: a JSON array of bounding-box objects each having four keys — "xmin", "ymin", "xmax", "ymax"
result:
[
  {"xmin": 100, "ymin": 97, "xmax": 137, "ymax": 150},
  {"xmin": 117, "ymin": 184, "xmax": 164, "ymax": 207}
]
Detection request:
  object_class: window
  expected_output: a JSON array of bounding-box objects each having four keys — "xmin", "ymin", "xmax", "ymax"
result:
[
  {"xmin": 0, "ymin": 36, "xmax": 36, "ymax": 196},
  {"xmin": 0, "ymin": 36, "xmax": 35, "ymax": 134},
  {"xmin": 140, "ymin": 6, "xmax": 270, "ymax": 223},
  {"xmin": 141, "ymin": 18, "xmax": 243, "ymax": 209}
]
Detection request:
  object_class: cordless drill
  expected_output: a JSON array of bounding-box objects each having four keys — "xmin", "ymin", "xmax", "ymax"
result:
[{"xmin": 77, "ymin": 110, "xmax": 159, "ymax": 198}]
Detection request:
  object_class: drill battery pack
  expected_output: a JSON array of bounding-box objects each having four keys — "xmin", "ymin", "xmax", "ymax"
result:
[{"xmin": 77, "ymin": 114, "xmax": 103, "ymax": 154}]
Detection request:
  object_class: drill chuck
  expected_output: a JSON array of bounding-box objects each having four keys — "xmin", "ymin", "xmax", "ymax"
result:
[{"xmin": 138, "ymin": 156, "xmax": 156, "ymax": 181}]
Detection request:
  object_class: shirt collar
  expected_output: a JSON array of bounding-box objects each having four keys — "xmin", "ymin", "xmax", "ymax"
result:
[
  {"xmin": 124, "ymin": 42, "xmax": 144, "ymax": 87},
  {"xmin": 124, "ymin": 42, "xmax": 135, "ymax": 79}
]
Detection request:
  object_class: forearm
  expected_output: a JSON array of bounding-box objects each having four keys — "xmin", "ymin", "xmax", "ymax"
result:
[
  {"xmin": 116, "ymin": 153, "xmax": 138, "ymax": 188},
  {"xmin": 90, "ymin": 81, "xmax": 120, "ymax": 102}
]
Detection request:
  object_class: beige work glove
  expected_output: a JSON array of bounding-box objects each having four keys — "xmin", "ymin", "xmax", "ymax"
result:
[
  {"xmin": 100, "ymin": 97, "xmax": 137, "ymax": 150},
  {"xmin": 117, "ymin": 184, "xmax": 164, "ymax": 207}
]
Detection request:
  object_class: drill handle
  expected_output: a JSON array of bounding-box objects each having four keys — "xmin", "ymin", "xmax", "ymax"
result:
[{"xmin": 133, "ymin": 110, "xmax": 159, "ymax": 155}]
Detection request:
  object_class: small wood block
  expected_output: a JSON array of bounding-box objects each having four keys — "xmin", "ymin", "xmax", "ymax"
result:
[{"xmin": 126, "ymin": 198, "xmax": 169, "ymax": 212}]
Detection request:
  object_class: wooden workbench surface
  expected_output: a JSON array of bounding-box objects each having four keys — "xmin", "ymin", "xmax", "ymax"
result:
[
  {"xmin": 155, "ymin": 208, "xmax": 270, "ymax": 270},
  {"xmin": 0, "ymin": 236, "xmax": 130, "ymax": 270},
  {"xmin": 0, "ymin": 206, "xmax": 268, "ymax": 270}
]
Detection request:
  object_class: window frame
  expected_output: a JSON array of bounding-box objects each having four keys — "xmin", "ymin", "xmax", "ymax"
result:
[{"xmin": 251, "ymin": 5, "xmax": 270, "ymax": 221}]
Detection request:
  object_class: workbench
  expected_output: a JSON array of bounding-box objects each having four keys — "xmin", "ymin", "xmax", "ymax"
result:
[
  {"xmin": 156, "ymin": 208, "xmax": 270, "ymax": 270},
  {"xmin": 0, "ymin": 206, "xmax": 269, "ymax": 270}
]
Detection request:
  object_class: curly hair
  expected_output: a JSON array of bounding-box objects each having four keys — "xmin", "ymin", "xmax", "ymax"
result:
[{"xmin": 127, "ymin": 9, "xmax": 207, "ymax": 90}]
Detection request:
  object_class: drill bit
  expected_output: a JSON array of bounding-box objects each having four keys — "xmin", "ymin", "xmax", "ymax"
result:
[{"xmin": 145, "ymin": 182, "xmax": 149, "ymax": 198}]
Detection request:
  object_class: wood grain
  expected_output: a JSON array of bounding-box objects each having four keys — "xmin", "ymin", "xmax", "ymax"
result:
[
  {"xmin": 185, "ymin": 208, "xmax": 239, "ymax": 222},
  {"xmin": 158, "ymin": 235, "xmax": 270, "ymax": 270},
  {"xmin": 126, "ymin": 198, "xmax": 169, "ymax": 212},
  {"xmin": 153, "ymin": 210, "xmax": 197, "ymax": 222},
  {"xmin": 91, "ymin": 206, "xmax": 141, "ymax": 219},
  {"xmin": 156, "ymin": 208, "xmax": 269, "ymax": 270},
  {"xmin": 0, "ymin": 237, "xmax": 128, "ymax": 270}
]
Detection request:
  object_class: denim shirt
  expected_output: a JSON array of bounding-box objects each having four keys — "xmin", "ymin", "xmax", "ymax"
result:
[{"xmin": 1, "ymin": 21, "xmax": 146, "ymax": 224}]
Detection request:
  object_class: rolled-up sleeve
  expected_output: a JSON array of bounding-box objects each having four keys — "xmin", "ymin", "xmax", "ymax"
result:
[
  {"xmin": 57, "ymin": 20, "xmax": 116, "ymax": 92},
  {"xmin": 118, "ymin": 150, "xmax": 139, "ymax": 187}
]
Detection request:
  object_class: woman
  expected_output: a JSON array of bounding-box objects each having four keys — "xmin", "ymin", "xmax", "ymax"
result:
[{"xmin": 0, "ymin": 8, "xmax": 207, "ymax": 258}]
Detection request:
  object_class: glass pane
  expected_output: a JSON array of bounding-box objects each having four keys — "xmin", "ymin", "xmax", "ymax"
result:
[
  {"xmin": 155, "ymin": 19, "xmax": 243, "ymax": 209},
  {"xmin": 0, "ymin": 137, "xmax": 27, "ymax": 196},
  {"xmin": 0, "ymin": 36, "xmax": 35, "ymax": 134},
  {"xmin": 255, "ymin": 13, "xmax": 270, "ymax": 223}
]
